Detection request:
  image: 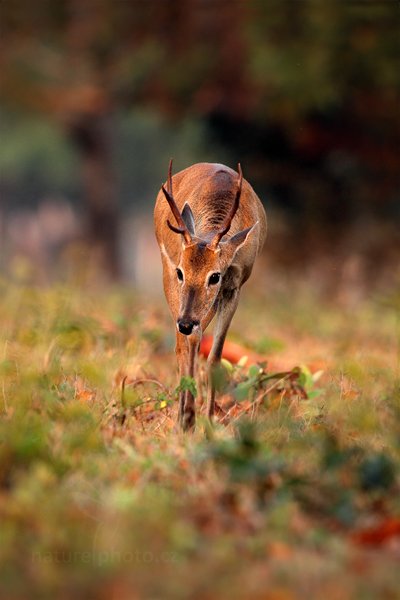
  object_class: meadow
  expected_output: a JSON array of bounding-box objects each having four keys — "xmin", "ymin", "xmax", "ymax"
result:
[{"xmin": 0, "ymin": 272, "xmax": 399, "ymax": 599}]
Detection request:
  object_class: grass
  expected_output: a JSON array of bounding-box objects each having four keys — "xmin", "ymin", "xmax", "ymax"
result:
[{"xmin": 0, "ymin": 275, "xmax": 399, "ymax": 599}]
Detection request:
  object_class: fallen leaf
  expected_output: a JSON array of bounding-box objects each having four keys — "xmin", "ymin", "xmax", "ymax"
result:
[
  {"xmin": 200, "ymin": 335, "xmax": 261, "ymax": 364},
  {"xmin": 351, "ymin": 518, "xmax": 400, "ymax": 546}
]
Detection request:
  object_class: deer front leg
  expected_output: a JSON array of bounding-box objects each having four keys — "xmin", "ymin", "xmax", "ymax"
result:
[
  {"xmin": 207, "ymin": 289, "xmax": 240, "ymax": 421},
  {"xmin": 175, "ymin": 329, "xmax": 201, "ymax": 431},
  {"xmin": 181, "ymin": 330, "xmax": 201, "ymax": 431},
  {"xmin": 175, "ymin": 332, "xmax": 188, "ymax": 427}
]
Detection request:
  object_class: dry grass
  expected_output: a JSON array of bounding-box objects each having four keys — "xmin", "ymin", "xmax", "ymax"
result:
[{"xmin": 0, "ymin": 275, "xmax": 399, "ymax": 599}]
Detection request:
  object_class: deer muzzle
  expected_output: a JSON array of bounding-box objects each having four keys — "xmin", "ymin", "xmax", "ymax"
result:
[{"xmin": 177, "ymin": 319, "xmax": 200, "ymax": 336}]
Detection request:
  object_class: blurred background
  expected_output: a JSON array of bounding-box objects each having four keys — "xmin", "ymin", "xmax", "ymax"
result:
[{"xmin": 1, "ymin": 0, "xmax": 399, "ymax": 297}]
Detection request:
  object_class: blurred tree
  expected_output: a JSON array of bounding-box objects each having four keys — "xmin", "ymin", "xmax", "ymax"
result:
[{"xmin": 1, "ymin": 0, "xmax": 399, "ymax": 274}]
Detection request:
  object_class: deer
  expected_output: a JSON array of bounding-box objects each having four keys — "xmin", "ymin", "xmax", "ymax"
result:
[{"xmin": 154, "ymin": 161, "xmax": 267, "ymax": 431}]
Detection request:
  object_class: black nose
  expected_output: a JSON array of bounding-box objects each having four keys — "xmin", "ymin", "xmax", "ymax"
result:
[{"xmin": 177, "ymin": 320, "xmax": 197, "ymax": 335}]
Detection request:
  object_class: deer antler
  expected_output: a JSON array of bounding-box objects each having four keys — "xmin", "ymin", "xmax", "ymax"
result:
[
  {"xmin": 209, "ymin": 164, "xmax": 243, "ymax": 249},
  {"xmin": 161, "ymin": 159, "xmax": 192, "ymax": 244}
]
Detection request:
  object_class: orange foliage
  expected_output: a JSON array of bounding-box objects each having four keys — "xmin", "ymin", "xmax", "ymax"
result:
[
  {"xmin": 199, "ymin": 334, "xmax": 263, "ymax": 364},
  {"xmin": 351, "ymin": 518, "xmax": 400, "ymax": 546}
]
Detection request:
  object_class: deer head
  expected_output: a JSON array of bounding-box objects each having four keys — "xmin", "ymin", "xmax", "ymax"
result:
[{"xmin": 161, "ymin": 160, "xmax": 258, "ymax": 336}]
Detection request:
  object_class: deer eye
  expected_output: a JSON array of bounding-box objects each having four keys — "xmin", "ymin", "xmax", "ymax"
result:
[
  {"xmin": 176, "ymin": 268, "xmax": 184, "ymax": 282},
  {"xmin": 208, "ymin": 272, "xmax": 221, "ymax": 286}
]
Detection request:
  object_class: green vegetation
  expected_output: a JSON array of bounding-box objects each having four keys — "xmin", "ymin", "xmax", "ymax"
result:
[{"xmin": 0, "ymin": 278, "xmax": 399, "ymax": 599}]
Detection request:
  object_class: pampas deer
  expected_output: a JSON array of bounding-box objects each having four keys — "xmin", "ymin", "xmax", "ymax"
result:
[{"xmin": 154, "ymin": 161, "xmax": 267, "ymax": 431}]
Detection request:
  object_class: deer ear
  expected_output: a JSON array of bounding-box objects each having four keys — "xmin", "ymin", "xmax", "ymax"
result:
[
  {"xmin": 226, "ymin": 221, "xmax": 259, "ymax": 255},
  {"xmin": 181, "ymin": 203, "xmax": 195, "ymax": 235}
]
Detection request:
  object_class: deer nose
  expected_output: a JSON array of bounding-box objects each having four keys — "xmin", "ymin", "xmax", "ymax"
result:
[{"xmin": 177, "ymin": 319, "xmax": 198, "ymax": 336}]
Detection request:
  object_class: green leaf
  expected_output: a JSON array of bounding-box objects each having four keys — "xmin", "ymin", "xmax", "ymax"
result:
[
  {"xmin": 298, "ymin": 365, "xmax": 313, "ymax": 389},
  {"xmin": 221, "ymin": 358, "xmax": 234, "ymax": 373},
  {"xmin": 307, "ymin": 389, "xmax": 323, "ymax": 400},
  {"xmin": 248, "ymin": 364, "xmax": 262, "ymax": 378},
  {"xmin": 235, "ymin": 381, "xmax": 253, "ymax": 401},
  {"xmin": 237, "ymin": 355, "xmax": 248, "ymax": 368},
  {"xmin": 176, "ymin": 376, "xmax": 197, "ymax": 398}
]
